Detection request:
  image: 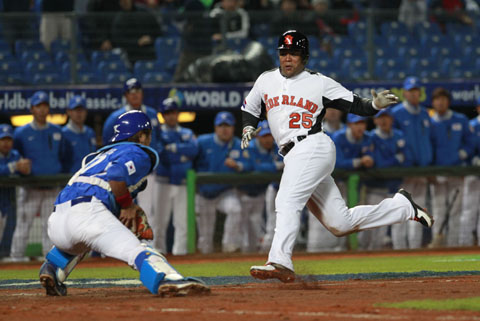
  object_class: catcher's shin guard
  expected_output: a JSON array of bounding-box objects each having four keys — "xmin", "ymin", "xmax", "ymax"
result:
[
  {"xmin": 136, "ymin": 245, "xmax": 184, "ymax": 294},
  {"xmin": 46, "ymin": 246, "xmax": 86, "ymax": 282}
]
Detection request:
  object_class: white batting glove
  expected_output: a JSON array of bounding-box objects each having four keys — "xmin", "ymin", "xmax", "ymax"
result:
[
  {"xmin": 371, "ymin": 89, "xmax": 399, "ymax": 109},
  {"xmin": 241, "ymin": 126, "xmax": 261, "ymax": 150}
]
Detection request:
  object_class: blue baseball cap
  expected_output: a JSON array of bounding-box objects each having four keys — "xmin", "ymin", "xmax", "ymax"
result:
[
  {"xmin": 476, "ymin": 96, "xmax": 480, "ymax": 106},
  {"xmin": 68, "ymin": 95, "xmax": 86, "ymax": 110},
  {"xmin": 214, "ymin": 111, "xmax": 235, "ymax": 126},
  {"xmin": 30, "ymin": 91, "xmax": 49, "ymax": 107},
  {"xmin": 257, "ymin": 120, "xmax": 271, "ymax": 136},
  {"xmin": 161, "ymin": 97, "xmax": 179, "ymax": 113},
  {"xmin": 123, "ymin": 78, "xmax": 142, "ymax": 93},
  {"xmin": 403, "ymin": 76, "xmax": 420, "ymax": 90},
  {"xmin": 0, "ymin": 124, "xmax": 13, "ymax": 139},
  {"xmin": 347, "ymin": 114, "xmax": 368, "ymax": 124},
  {"xmin": 374, "ymin": 108, "xmax": 393, "ymax": 118}
]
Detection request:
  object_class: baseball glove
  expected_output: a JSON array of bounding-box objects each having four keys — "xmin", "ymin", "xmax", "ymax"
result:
[{"xmin": 131, "ymin": 209, "xmax": 154, "ymax": 240}]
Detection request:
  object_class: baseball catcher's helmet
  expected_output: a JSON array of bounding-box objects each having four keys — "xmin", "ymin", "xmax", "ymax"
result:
[
  {"xmin": 110, "ymin": 110, "xmax": 152, "ymax": 142},
  {"xmin": 277, "ymin": 30, "xmax": 309, "ymax": 61}
]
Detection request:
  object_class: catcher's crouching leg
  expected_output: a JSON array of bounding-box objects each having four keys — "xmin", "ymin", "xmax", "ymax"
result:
[
  {"xmin": 135, "ymin": 244, "xmax": 210, "ymax": 297},
  {"xmin": 39, "ymin": 246, "xmax": 86, "ymax": 296}
]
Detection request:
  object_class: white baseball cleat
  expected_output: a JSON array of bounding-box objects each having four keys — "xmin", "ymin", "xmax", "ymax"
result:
[
  {"xmin": 398, "ymin": 188, "xmax": 434, "ymax": 228},
  {"xmin": 157, "ymin": 278, "xmax": 210, "ymax": 297},
  {"xmin": 250, "ymin": 262, "xmax": 295, "ymax": 283}
]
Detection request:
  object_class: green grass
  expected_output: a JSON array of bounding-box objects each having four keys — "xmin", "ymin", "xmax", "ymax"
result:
[
  {"xmin": 1, "ymin": 254, "xmax": 479, "ymax": 280},
  {"xmin": 378, "ymin": 297, "xmax": 480, "ymax": 311}
]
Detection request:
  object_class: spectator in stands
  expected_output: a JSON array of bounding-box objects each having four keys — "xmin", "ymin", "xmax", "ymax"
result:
[
  {"xmin": 111, "ymin": 0, "xmax": 162, "ymax": 63},
  {"xmin": 153, "ymin": 97, "xmax": 198, "ymax": 256},
  {"xmin": 429, "ymin": 0, "xmax": 474, "ymax": 29},
  {"xmin": 398, "ymin": 0, "xmax": 428, "ymax": 31},
  {"xmin": 270, "ymin": 0, "xmax": 316, "ymax": 36},
  {"xmin": 370, "ymin": 0, "xmax": 402, "ymax": 32},
  {"xmin": 61, "ymin": 95, "xmax": 97, "ymax": 173},
  {"xmin": 85, "ymin": 0, "xmax": 121, "ymax": 51},
  {"xmin": 243, "ymin": 0, "xmax": 273, "ymax": 10},
  {"xmin": 391, "ymin": 76, "xmax": 432, "ymax": 249},
  {"xmin": 239, "ymin": 120, "xmax": 281, "ymax": 252},
  {"xmin": 102, "ymin": 78, "xmax": 161, "ymax": 224},
  {"xmin": 312, "ymin": 0, "xmax": 353, "ymax": 37},
  {"xmin": 6, "ymin": 91, "xmax": 63, "ymax": 262},
  {"xmin": 360, "ymin": 108, "xmax": 410, "ymax": 251},
  {"xmin": 40, "ymin": 0, "xmax": 74, "ymax": 51},
  {"xmin": 173, "ymin": 0, "xmax": 215, "ymax": 82},
  {"xmin": 0, "ymin": 124, "xmax": 31, "ymax": 258},
  {"xmin": 459, "ymin": 96, "xmax": 480, "ymax": 247},
  {"xmin": 0, "ymin": 0, "xmax": 33, "ymax": 50},
  {"xmin": 429, "ymin": 87, "xmax": 474, "ymax": 248},
  {"xmin": 194, "ymin": 111, "xmax": 251, "ymax": 253},
  {"xmin": 210, "ymin": 0, "xmax": 250, "ymax": 48}
]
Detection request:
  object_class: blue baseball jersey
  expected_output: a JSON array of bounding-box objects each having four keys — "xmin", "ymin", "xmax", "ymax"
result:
[
  {"xmin": 470, "ymin": 116, "xmax": 480, "ymax": 164},
  {"xmin": 61, "ymin": 122, "xmax": 97, "ymax": 173},
  {"xmin": 430, "ymin": 110, "xmax": 475, "ymax": 166},
  {"xmin": 332, "ymin": 128, "xmax": 374, "ymax": 169},
  {"xmin": 102, "ymin": 105, "xmax": 161, "ymax": 148},
  {"xmin": 157, "ymin": 124, "xmax": 198, "ymax": 184},
  {"xmin": 13, "ymin": 122, "xmax": 63, "ymax": 175},
  {"xmin": 391, "ymin": 102, "xmax": 433, "ymax": 166},
  {"xmin": 56, "ymin": 142, "xmax": 159, "ymax": 216},
  {"xmin": 238, "ymin": 138, "xmax": 281, "ymax": 196},
  {"xmin": 195, "ymin": 133, "xmax": 251, "ymax": 198},
  {"xmin": 370, "ymin": 128, "xmax": 410, "ymax": 168},
  {"xmin": 0, "ymin": 148, "xmax": 21, "ymax": 176}
]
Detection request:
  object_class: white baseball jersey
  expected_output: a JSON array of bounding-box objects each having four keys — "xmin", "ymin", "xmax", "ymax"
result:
[{"xmin": 242, "ymin": 68, "xmax": 354, "ymax": 146}]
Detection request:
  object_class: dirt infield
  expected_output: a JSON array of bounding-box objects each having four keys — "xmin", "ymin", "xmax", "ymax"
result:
[{"xmin": 1, "ymin": 250, "xmax": 480, "ymax": 321}]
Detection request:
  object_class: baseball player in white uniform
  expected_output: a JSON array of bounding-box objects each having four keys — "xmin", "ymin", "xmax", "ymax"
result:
[{"xmin": 242, "ymin": 30, "xmax": 434, "ymax": 283}]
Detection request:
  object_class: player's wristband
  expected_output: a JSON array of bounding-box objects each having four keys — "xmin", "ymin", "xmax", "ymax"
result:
[{"xmin": 115, "ymin": 192, "xmax": 133, "ymax": 209}]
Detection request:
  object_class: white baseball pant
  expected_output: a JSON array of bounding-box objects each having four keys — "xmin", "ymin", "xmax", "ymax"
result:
[
  {"xmin": 48, "ymin": 197, "xmax": 145, "ymax": 266},
  {"xmin": 153, "ymin": 180, "xmax": 188, "ymax": 255},
  {"xmin": 268, "ymin": 132, "xmax": 415, "ymax": 271},
  {"xmin": 459, "ymin": 175, "xmax": 480, "ymax": 246},
  {"xmin": 195, "ymin": 189, "xmax": 242, "ymax": 253},
  {"xmin": 10, "ymin": 187, "xmax": 59, "ymax": 258},
  {"xmin": 431, "ymin": 176, "xmax": 463, "ymax": 247},
  {"xmin": 391, "ymin": 177, "xmax": 426, "ymax": 249},
  {"xmin": 239, "ymin": 192, "xmax": 266, "ymax": 253}
]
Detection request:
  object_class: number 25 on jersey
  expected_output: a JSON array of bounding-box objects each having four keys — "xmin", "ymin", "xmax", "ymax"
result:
[{"xmin": 289, "ymin": 112, "xmax": 313, "ymax": 129}]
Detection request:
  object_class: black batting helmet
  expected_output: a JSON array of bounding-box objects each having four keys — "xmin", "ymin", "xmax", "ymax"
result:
[{"xmin": 277, "ymin": 30, "xmax": 309, "ymax": 62}]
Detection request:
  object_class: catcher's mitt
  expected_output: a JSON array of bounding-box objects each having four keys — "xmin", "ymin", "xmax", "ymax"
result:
[{"xmin": 131, "ymin": 209, "xmax": 153, "ymax": 240}]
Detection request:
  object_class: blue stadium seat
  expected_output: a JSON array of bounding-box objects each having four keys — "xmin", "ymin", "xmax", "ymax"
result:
[
  {"xmin": 309, "ymin": 58, "xmax": 337, "ymax": 73},
  {"xmin": 413, "ymin": 21, "xmax": 442, "ymax": 38},
  {"xmin": 91, "ymin": 50, "xmax": 125, "ymax": 66},
  {"xmin": 327, "ymin": 35, "xmax": 356, "ymax": 50},
  {"xmin": 419, "ymin": 70, "xmax": 444, "ymax": 80},
  {"xmin": 375, "ymin": 57, "xmax": 405, "ymax": 78},
  {"xmin": 430, "ymin": 46, "xmax": 454, "ymax": 62},
  {"xmin": 387, "ymin": 34, "xmax": 418, "ymax": 48},
  {"xmin": 258, "ymin": 36, "xmax": 276, "ymax": 48},
  {"xmin": 54, "ymin": 51, "xmax": 87, "ymax": 66},
  {"xmin": 351, "ymin": 70, "xmax": 373, "ymax": 81},
  {"xmin": 0, "ymin": 50, "xmax": 14, "ymax": 61},
  {"xmin": 419, "ymin": 34, "xmax": 449, "ymax": 48},
  {"xmin": 397, "ymin": 46, "xmax": 425, "ymax": 60},
  {"xmin": 408, "ymin": 58, "xmax": 437, "ymax": 75},
  {"xmin": 50, "ymin": 39, "xmax": 70, "ymax": 52},
  {"xmin": 251, "ymin": 23, "xmax": 270, "ymax": 39},
  {"xmin": 20, "ymin": 50, "xmax": 51, "ymax": 63},
  {"xmin": 385, "ymin": 70, "xmax": 408, "ymax": 81},
  {"xmin": 440, "ymin": 58, "xmax": 465, "ymax": 76},
  {"xmin": 15, "ymin": 40, "xmax": 44, "ymax": 53},
  {"xmin": 164, "ymin": 22, "xmax": 181, "ymax": 37},
  {"xmin": 0, "ymin": 39, "xmax": 10, "ymax": 51},
  {"xmin": 450, "ymin": 69, "xmax": 477, "ymax": 79},
  {"xmin": 453, "ymin": 34, "xmax": 478, "ymax": 49},
  {"xmin": 445, "ymin": 23, "xmax": 474, "ymax": 37},
  {"xmin": 226, "ymin": 38, "xmax": 251, "ymax": 53},
  {"xmin": 133, "ymin": 60, "xmax": 164, "ymax": 77},
  {"xmin": 105, "ymin": 72, "xmax": 133, "ymax": 84},
  {"xmin": 332, "ymin": 47, "xmax": 357, "ymax": 61},
  {"xmin": 0, "ymin": 60, "xmax": 22, "ymax": 74},
  {"xmin": 97, "ymin": 60, "xmax": 129, "ymax": 74},
  {"xmin": 25, "ymin": 61, "xmax": 56, "ymax": 76},
  {"xmin": 76, "ymin": 71, "xmax": 101, "ymax": 84},
  {"xmin": 342, "ymin": 57, "xmax": 367, "ymax": 75},
  {"xmin": 32, "ymin": 73, "xmax": 63, "ymax": 85},
  {"xmin": 309, "ymin": 48, "xmax": 330, "ymax": 60},
  {"xmin": 155, "ymin": 36, "xmax": 181, "ymax": 61},
  {"xmin": 61, "ymin": 61, "xmax": 92, "ymax": 79},
  {"xmin": 0, "ymin": 73, "xmax": 26, "ymax": 85},
  {"xmin": 380, "ymin": 21, "xmax": 409, "ymax": 36},
  {"xmin": 462, "ymin": 45, "xmax": 480, "ymax": 63},
  {"xmin": 348, "ymin": 21, "xmax": 369, "ymax": 38},
  {"xmin": 141, "ymin": 71, "xmax": 172, "ymax": 84}
]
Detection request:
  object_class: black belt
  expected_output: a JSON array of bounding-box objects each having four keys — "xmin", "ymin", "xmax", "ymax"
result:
[
  {"xmin": 279, "ymin": 135, "xmax": 307, "ymax": 157},
  {"xmin": 53, "ymin": 196, "xmax": 92, "ymax": 212}
]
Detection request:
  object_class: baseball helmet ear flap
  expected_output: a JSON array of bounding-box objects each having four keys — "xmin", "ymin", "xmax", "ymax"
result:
[
  {"xmin": 110, "ymin": 110, "xmax": 152, "ymax": 142},
  {"xmin": 277, "ymin": 30, "xmax": 309, "ymax": 64}
]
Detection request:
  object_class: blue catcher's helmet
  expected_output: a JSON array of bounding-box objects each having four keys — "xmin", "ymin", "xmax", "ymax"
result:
[
  {"xmin": 110, "ymin": 110, "xmax": 152, "ymax": 142},
  {"xmin": 161, "ymin": 97, "xmax": 179, "ymax": 113}
]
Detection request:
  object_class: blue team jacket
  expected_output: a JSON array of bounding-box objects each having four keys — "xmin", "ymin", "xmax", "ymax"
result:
[
  {"xmin": 13, "ymin": 122, "xmax": 63, "ymax": 175},
  {"xmin": 391, "ymin": 103, "xmax": 433, "ymax": 166},
  {"xmin": 470, "ymin": 116, "xmax": 480, "ymax": 164},
  {"xmin": 430, "ymin": 110, "xmax": 475, "ymax": 166},
  {"xmin": 61, "ymin": 122, "xmax": 97, "ymax": 173},
  {"xmin": 0, "ymin": 148, "xmax": 21, "ymax": 208},
  {"xmin": 195, "ymin": 133, "xmax": 250, "ymax": 199},
  {"xmin": 56, "ymin": 142, "xmax": 159, "ymax": 216},
  {"xmin": 157, "ymin": 124, "xmax": 198, "ymax": 184},
  {"xmin": 370, "ymin": 128, "xmax": 411, "ymax": 168},
  {"xmin": 332, "ymin": 128, "xmax": 374, "ymax": 169}
]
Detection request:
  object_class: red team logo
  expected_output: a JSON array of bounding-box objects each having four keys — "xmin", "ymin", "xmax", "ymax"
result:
[{"xmin": 284, "ymin": 35, "xmax": 293, "ymax": 45}]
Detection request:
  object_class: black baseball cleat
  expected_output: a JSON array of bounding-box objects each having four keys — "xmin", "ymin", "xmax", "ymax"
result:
[
  {"xmin": 398, "ymin": 188, "xmax": 434, "ymax": 228},
  {"xmin": 39, "ymin": 262, "xmax": 67, "ymax": 296}
]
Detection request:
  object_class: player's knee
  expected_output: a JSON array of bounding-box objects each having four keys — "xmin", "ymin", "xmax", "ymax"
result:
[{"xmin": 323, "ymin": 221, "xmax": 353, "ymax": 237}]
